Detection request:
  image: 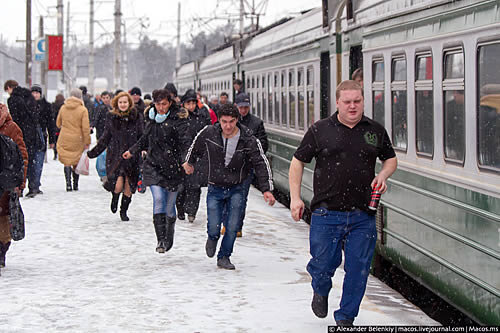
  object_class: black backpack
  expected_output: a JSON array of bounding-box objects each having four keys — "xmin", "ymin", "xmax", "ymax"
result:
[{"xmin": 0, "ymin": 134, "xmax": 24, "ymax": 193}]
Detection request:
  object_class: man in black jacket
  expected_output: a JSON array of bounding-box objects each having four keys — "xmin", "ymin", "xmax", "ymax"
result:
[
  {"xmin": 91, "ymin": 90, "xmax": 112, "ymax": 140},
  {"xmin": 183, "ymin": 104, "xmax": 275, "ymax": 270},
  {"xmin": 4, "ymin": 80, "xmax": 45, "ymax": 197}
]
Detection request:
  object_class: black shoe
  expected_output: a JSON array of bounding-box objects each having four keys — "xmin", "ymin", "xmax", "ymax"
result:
[
  {"xmin": 111, "ymin": 192, "xmax": 120, "ymax": 213},
  {"xmin": 0, "ymin": 242, "xmax": 11, "ymax": 268},
  {"xmin": 26, "ymin": 191, "xmax": 36, "ymax": 198},
  {"xmin": 311, "ymin": 293, "xmax": 328, "ymax": 318},
  {"xmin": 336, "ymin": 319, "xmax": 354, "ymax": 326},
  {"xmin": 35, "ymin": 189, "xmax": 43, "ymax": 195},
  {"xmin": 217, "ymin": 256, "xmax": 235, "ymax": 270},
  {"xmin": 120, "ymin": 195, "xmax": 132, "ymax": 221},
  {"xmin": 153, "ymin": 214, "xmax": 167, "ymax": 252},
  {"xmin": 177, "ymin": 212, "xmax": 185, "ymax": 220},
  {"xmin": 164, "ymin": 217, "xmax": 176, "ymax": 252},
  {"xmin": 205, "ymin": 238, "xmax": 218, "ymax": 258}
]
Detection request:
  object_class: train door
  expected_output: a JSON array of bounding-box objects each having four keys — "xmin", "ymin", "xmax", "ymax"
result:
[
  {"xmin": 320, "ymin": 51, "xmax": 331, "ymax": 119},
  {"xmin": 350, "ymin": 45, "xmax": 363, "ymax": 77}
]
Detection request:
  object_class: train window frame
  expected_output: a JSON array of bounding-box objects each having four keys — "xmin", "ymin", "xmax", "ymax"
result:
[
  {"xmin": 391, "ymin": 55, "xmax": 408, "ymax": 152},
  {"xmin": 306, "ymin": 65, "xmax": 315, "ymax": 128},
  {"xmin": 298, "ymin": 67, "xmax": 305, "ymax": 131},
  {"xmin": 476, "ymin": 41, "xmax": 500, "ymax": 172},
  {"xmin": 415, "ymin": 51, "xmax": 434, "ymax": 158},
  {"xmin": 289, "ymin": 68, "xmax": 296, "ymax": 129},
  {"xmin": 442, "ymin": 47, "xmax": 466, "ymax": 166},
  {"xmin": 371, "ymin": 57, "xmax": 385, "ymax": 127}
]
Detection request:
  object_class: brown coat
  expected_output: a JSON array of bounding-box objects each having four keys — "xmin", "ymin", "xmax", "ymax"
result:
[
  {"xmin": 56, "ymin": 97, "xmax": 91, "ymax": 166},
  {"xmin": 0, "ymin": 108, "xmax": 28, "ymax": 219}
]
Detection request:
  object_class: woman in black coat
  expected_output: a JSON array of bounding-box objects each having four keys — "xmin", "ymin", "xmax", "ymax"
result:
[
  {"xmin": 123, "ymin": 89, "xmax": 190, "ymax": 253},
  {"xmin": 175, "ymin": 89, "xmax": 212, "ymax": 223},
  {"xmin": 87, "ymin": 92, "xmax": 143, "ymax": 221}
]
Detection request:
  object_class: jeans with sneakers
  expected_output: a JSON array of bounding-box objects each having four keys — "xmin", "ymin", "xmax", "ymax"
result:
[
  {"xmin": 27, "ymin": 149, "xmax": 45, "ymax": 192},
  {"xmin": 150, "ymin": 185, "xmax": 178, "ymax": 218},
  {"xmin": 206, "ymin": 183, "xmax": 245, "ymax": 259},
  {"xmin": 307, "ymin": 207, "xmax": 377, "ymax": 322}
]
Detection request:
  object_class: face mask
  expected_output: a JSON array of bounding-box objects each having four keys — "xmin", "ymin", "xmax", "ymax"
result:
[{"xmin": 149, "ymin": 107, "xmax": 169, "ymax": 123}]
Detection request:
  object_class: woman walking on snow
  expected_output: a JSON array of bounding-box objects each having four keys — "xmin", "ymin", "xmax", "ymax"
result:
[
  {"xmin": 123, "ymin": 89, "xmax": 190, "ymax": 253},
  {"xmin": 56, "ymin": 89, "xmax": 91, "ymax": 191},
  {"xmin": 87, "ymin": 92, "xmax": 143, "ymax": 221}
]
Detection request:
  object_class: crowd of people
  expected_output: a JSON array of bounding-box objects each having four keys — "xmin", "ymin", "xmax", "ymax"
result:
[{"xmin": 0, "ymin": 75, "xmax": 398, "ymax": 327}]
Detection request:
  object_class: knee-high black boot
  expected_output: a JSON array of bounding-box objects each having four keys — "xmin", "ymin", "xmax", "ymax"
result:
[
  {"xmin": 72, "ymin": 170, "xmax": 79, "ymax": 191},
  {"xmin": 0, "ymin": 241, "xmax": 11, "ymax": 268},
  {"xmin": 120, "ymin": 195, "xmax": 132, "ymax": 221},
  {"xmin": 111, "ymin": 192, "xmax": 121, "ymax": 213},
  {"xmin": 165, "ymin": 216, "xmax": 176, "ymax": 252},
  {"xmin": 153, "ymin": 214, "xmax": 167, "ymax": 253},
  {"xmin": 64, "ymin": 166, "xmax": 73, "ymax": 191}
]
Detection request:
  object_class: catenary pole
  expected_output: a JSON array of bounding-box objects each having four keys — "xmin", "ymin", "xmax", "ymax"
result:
[{"xmin": 114, "ymin": 0, "xmax": 122, "ymax": 90}]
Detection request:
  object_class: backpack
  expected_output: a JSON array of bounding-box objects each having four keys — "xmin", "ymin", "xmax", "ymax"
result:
[{"xmin": 0, "ymin": 133, "xmax": 24, "ymax": 193}]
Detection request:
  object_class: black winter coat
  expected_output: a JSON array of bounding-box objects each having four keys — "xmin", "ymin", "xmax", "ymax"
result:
[
  {"xmin": 87, "ymin": 108, "xmax": 144, "ymax": 193},
  {"xmin": 239, "ymin": 113, "xmax": 268, "ymax": 153},
  {"xmin": 129, "ymin": 105, "xmax": 190, "ymax": 191},
  {"xmin": 37, "ymin": 97, "xmax": 57, "ymax": 149},
  {"xmin": 7, "ymin": 86, "xmax": 44, "ymax": 151},
  {"xmin": 91, "ymin": 103, "xmax": 111, "ymax": 140},
  {"xmin": 183, "ymin": 106, "xmax": 212, "ymax": 188},
  {"xmin": 186, "ymin": 122, "xmax": 274, "ymax": 192}
]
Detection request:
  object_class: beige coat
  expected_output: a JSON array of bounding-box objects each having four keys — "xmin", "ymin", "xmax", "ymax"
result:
[{"xmin": 56, "ymin": 97, "xmax": 91, "ymax": 166}]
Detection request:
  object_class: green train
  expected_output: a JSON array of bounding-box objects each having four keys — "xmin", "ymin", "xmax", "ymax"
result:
[{"xmin": 175, "ymin": 0, "xmax": 499, "ymax": 325}]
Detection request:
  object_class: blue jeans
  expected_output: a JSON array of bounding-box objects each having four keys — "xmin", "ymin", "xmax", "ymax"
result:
[
  {"xmin": 150, "ymin": 185, "xmax": 178, "ymax": 217},
  {"xmin": 307, "ymin": 208, "xmax": 377, "ymax": 322},
  {"xmin": 27, "ymin": 150, "xmax": 45, "ymax": 192},
  {"xmin": 206, "ymin": 183, "xmax": 245, "ymax": 259}
]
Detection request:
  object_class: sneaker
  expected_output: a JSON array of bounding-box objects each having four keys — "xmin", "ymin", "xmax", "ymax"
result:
[
  {"xmin": 336, "ymin": 319, "xmax": 354, "ymax": 326},
  {"xmin": 311, "ymin": 293, "xmax": 328, "ymax": 318},
  {"xmin": 187, "ymin": 215, "xmax": 195, "ymax": 223},
  {"xmin": 217, "ymin": 256, "xmax": 235, "ymax": 270},
  {"xmin": 205, "ymin": 238, "xmax": 218, "ymax": 258}
]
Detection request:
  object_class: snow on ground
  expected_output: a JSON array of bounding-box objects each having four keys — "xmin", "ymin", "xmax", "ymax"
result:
[{"xmin": 0, "ymin": 154, "xmax": 438, "ymax": 332}]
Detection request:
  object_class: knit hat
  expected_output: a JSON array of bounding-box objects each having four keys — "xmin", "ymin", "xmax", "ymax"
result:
[
  {"xmin": 31, "ymin": 84, "xmax": 42, "ymax": 94},
  {"xmin": 130, "ymin": 87, "xmax": 142, "ymax": 96}
]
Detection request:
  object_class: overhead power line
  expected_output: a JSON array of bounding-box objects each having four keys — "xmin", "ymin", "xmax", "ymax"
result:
[{"xmin": 0, "ymin": 49, "xmax": 24, "ymax": 63}]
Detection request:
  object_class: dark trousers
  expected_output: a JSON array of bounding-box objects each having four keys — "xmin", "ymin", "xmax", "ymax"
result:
[
  {"xmin": 176, "ymin": 185, "xmax": 201, "ymax": 217},
  {"xmin": 307, "ymin": 208, "xmax": 377, "ymax": 322}
]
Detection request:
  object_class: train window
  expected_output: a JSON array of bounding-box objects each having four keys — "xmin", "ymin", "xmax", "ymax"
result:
[
  {"xmin": 307, "ymin": 66, "xmax": 315, "ymax": 127},
  {"xmin": 257, "ymin": 76, "xmax": 260, "ymax": 89},
  {"xmin": 298, "ymin": 68, "xmax": 305, "ymax": 130},
  {"xmin": 261, "ymin": 75, "xmax": 266, "ymax": 122},
  {"xmin": 415, "ymin": 53, "xmax": 434, "ymax": 156},
  {"xmin": 252, "ymin": 77, "xmax": 255, "ymax": 89},
  {"xmin": 268, "ymin": 75, "xmax": 273, "ymax": 124},
  {"xmin": 289, "ymin": 69, "xmax": 296, "ymax": 129},
  {"xmin": 282, "ymin": 70, "xmax": 287, "ymax": 127},
  {"xmin": 443, "ymin": 49, "xmax": 465, "ymax": 163},
  {"xmin": 477, "ymin": 42, "xmax": 500, "ymax": 170},
  {"xmin": 257, "ymin": 90, "xmax": 262, "ymax": 119},
  {"xmin": 391, "ymin": 56, "xmax": 407, "ymax": 151},
  {"xmin": 274, "ymin": 72, "xmax": 280, "ymax": 125},
  {"xmin": 372, "ymin": 59, "xmax": 385, "ymax": 126}
]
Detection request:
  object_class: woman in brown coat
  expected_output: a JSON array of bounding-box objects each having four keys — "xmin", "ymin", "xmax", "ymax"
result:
[
  {"xmin": 0, "ymin": 103, "xmax": 28, "ymax": 270},
  {"xmin": 56, "ymin": 89, "xmax": 91, "ymax": 191}
]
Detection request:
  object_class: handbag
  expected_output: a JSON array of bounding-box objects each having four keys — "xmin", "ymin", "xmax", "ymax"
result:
[
  {"xmin": 9, "ymin": 192, "xmax": 25, "ymax": 241},
  {"xmin": 75, "ymin": 149, "xmax": 90, "ymax": 175}
]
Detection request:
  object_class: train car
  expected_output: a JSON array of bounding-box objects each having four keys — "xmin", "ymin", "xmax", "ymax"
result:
[
  {"xmin": 197, "ymin": 46, "xmax": 236, "ymax": 103},
  {"xmin": 174, "ymin": 0, "xmax": 499, "ymax": 325},
  {"xmin": 349, "ymin": 0, "xmax": 500, "ymax": 325},
  {"xmin": 175, "ymin": 61, "xmax": 197, "ymax": 96}
]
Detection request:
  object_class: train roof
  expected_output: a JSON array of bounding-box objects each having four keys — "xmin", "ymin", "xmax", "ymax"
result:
[
  {"xmin": 242, "ymin": 7, "xmax": 325, "ymax": 62},
  {"xmin": 176, "ymin": 61, "xmax": 196, "ymax": 78},
  {"xmin": 199, "ymin": 46, "xmax": 233, "ymax": 74}
]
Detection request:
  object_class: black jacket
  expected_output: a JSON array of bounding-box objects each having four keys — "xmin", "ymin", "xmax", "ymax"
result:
[
  {"xmin": 185, "ymin": 122, "xmax": 273, "ymax": 192},
  {"xmin": 36, "ymin": 97, "xmax": 57, "ymax": 148},
  {"xmin": 129, "ymin": 105, "xmax": 190, "ymax": 191},
  {"xmin": 91, "ymin": 103, "xmax": 111, "ymax": 140},
  {"xmin": 87, "ymin": 108, "xmax": 144, "ymax": 193},
  {"xmin": 7, "ymin": 86, "xmax": 44, "ymax": 151},
  {"xmin": 239, "ymin": 113, "xmax": 268, "ymax": 153}
]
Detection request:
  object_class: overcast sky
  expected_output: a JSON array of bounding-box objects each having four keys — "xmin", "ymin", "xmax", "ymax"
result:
[{"xmin": 0, "ymin": 0, "xmax": 317, "ymax": 47}]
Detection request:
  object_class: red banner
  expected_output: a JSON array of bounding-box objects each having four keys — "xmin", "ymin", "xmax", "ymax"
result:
[{"xmin": 47, "ymin": 35, "xmax": 63, "ymax": 71}]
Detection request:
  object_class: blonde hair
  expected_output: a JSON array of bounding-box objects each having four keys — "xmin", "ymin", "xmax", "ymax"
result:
[
  {"xmin": 336, "ymin": 80, "xmax": 363, "ymax": 100},
  {"xmin": 111, "ymin": 91, "xmax": 134, "ymax": 111}
]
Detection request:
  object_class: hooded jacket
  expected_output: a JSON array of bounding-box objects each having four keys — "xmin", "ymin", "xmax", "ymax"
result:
[{"xmin": 185, "ymin": 122, "xmax": 273, "ymax": 192}]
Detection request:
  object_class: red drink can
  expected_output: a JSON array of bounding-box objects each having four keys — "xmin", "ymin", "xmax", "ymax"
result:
[{"xmin": 368, "ymin": 185, "xmax": 382, "ymax": 210}]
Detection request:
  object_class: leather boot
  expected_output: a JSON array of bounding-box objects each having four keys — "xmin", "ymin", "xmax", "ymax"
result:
[
  {"xmin": 72, "ymin": 170, "xmax": 79, "ymax": 191},
  {"xmin": 0, "ymin": 241, "xmax": 11, "ymax": 268},
  {"xmin": 64, "ymin": 166, "xmax": 73, "ymax": 191},
  {"xmin": 110, "ymin": 192, "xmax": 121, "ymax": 213},
  {"xmin": 153, "ymin": 214, "xmax": 167, "ymax": 253},
  {"xmin": 164, "ymin": 216, "xmax": 176, "ymax": 252},
  {"xmin": 120, "ymin": 195, "xmax": 132, "ymax": 221}
]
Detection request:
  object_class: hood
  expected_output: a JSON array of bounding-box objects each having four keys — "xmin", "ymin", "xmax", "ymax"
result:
[
  {"xmin": 64, "ymin": 96, "xmax": 84, "ymax": 109},
  {"xmin": 480, "ymin": 94, "xmax": 500, "ymax": 113},
  {"xmin": 0, "ymin": 107, "xmax": 13, "ymax": 128}
]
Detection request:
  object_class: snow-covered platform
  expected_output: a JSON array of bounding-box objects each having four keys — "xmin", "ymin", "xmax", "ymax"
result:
[{"xmin": 0, "ymin": 156, "xmax": 439, "ymax": 331}]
